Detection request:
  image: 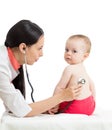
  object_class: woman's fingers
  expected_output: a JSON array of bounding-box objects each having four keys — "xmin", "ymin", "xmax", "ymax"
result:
[
  {"xmin": 68, "ymin": 85, "xmax": 82, "ymax": 99},
  {"xmin": 61, "ymin": 84, "xmax": 82, "ymax": 102},
  {"xmin": 74, "ymin": 85, "xmax": 82, "ymax": 92}
]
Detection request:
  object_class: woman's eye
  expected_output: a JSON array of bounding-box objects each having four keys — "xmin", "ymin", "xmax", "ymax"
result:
[{"xmin": 39, "ymin": 47, "xmax": 43, "ymax": 50}]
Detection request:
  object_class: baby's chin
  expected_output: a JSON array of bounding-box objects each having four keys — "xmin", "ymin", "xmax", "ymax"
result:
[{"xmin": 65, "ymin": 59, "xmax": 72, "ymax": 64}]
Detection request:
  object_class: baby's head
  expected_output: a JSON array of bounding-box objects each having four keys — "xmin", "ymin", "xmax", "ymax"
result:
[
  {"xmin": 66, "ymin": 34, "xmax": 91, "ymax": 53},
  {"xmin": 64, "ymin": 34, "xmax": 91, "ymax": 64}
]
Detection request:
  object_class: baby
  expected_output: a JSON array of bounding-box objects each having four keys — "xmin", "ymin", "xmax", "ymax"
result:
[{"xmin": 48, "ymin": 34, "xmax": 96, "ymax": 115}]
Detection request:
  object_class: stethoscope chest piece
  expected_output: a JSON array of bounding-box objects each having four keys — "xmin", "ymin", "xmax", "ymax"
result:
[{"xmin": 78, "ymin": 78, "xmax": 86, "ymax": 84}]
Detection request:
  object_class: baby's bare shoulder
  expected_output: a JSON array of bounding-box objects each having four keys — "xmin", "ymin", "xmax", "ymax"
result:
[{"xmin": 64, "ymin": 64, "xmax": 78, "ymax": 71}]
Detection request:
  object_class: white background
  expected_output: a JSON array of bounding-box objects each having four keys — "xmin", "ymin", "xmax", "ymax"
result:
[{"xmin": 0, "ymin": 0, "xmax": 112, "ymax": 117}]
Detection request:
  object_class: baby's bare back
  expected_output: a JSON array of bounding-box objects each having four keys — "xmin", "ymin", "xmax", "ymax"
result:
[{"xmin": 67, "ymin": 64, "xmax": 92, "ymax": 100}]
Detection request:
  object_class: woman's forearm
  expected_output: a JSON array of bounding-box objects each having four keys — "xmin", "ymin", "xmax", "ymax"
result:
[{"xmin": 26, "ymin": 94, "xmax": 63, "ymax": 117}]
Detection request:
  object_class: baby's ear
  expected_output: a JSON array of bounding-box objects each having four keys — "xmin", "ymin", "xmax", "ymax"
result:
[{"xmin": 84, "ymin": 52, "xmax": 89, "ymax": 59}]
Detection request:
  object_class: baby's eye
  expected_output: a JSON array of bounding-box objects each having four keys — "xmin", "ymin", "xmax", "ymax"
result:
[
  {"xmin": 65, "ymin": 48, "xmax": 69, "ymax": 52},
  {"xmin": 73, "ymin": 50, "xmax": 77, "ymax": 53}
]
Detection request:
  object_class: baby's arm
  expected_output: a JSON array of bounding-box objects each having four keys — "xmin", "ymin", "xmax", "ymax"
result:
[
  {"xmin": 53, "ymin": 66, "xmax": 72, "ymax": 95},
  {"xmin": 47, "ymin": 66, "xmax": 72, "ymax": 114}
]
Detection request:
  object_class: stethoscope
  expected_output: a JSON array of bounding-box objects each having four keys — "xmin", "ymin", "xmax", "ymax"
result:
[
  {"xmin": 77, "ymin": 77, "xmax": 86, "ymax": 85},
  {"xmin": 24, "ymin": 53, "xmax": 35, "ymax": 102},
  {"xmin": 24, "ymin": 50, "xmax": 86, "ymax": 103}
]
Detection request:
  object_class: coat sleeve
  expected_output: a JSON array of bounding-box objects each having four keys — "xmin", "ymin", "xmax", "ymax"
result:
[{"xmin": 0, "ymin": 72, "xmax": 32, "ymax": 117}]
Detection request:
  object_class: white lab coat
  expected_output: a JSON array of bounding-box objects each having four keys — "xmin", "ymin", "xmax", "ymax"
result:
[{"xmin": 0, "ymin": 46, "xmax": 31, "ymax": 117}]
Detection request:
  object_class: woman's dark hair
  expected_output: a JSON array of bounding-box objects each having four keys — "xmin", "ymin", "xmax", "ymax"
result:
[{"xmin": 5, "ymin": 20, "xmax": 44, "ymax": 98}]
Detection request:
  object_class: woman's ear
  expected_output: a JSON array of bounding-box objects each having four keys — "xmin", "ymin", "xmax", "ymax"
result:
[{"xmin": 19, "ymin": 43, "xmax": 26, "ymax": 54}]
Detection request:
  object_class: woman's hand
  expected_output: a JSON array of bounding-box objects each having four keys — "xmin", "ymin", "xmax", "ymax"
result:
[{"xmin": 60, "ymin": 85, "xmax": 82, "ymax": 102}]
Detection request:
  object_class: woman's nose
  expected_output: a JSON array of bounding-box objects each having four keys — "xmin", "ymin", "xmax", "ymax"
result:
[{"xmin": 40, "ymin": 51, "xmax": 43, "ymax": 57}]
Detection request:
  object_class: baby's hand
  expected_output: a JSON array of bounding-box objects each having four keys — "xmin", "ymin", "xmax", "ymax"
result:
[{"xmin": 47, "ymin": 105, "xmax": 59, "ymax": 114}]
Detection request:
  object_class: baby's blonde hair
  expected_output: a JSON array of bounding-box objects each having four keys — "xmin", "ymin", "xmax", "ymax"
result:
[{"xmin": 68, "ymin": 34, "xmax": 91, "ymax": 53}]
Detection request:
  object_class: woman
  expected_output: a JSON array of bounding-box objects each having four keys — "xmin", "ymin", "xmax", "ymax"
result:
[{"xmin": 0, "ymin": 20, "xmax": 82, "ymax": 117}]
